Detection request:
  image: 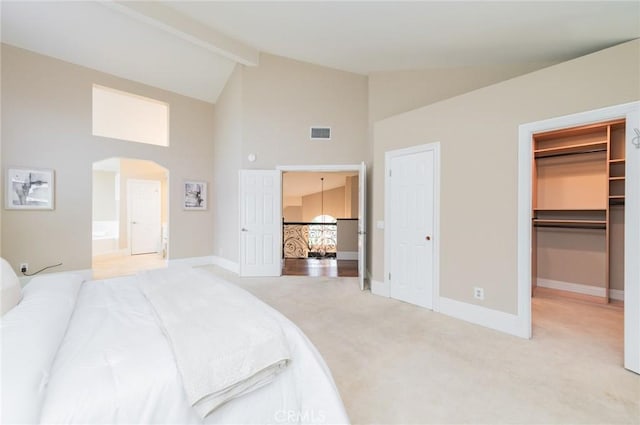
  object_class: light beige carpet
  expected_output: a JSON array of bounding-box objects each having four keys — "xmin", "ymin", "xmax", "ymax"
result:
[{"xmin": 200, "ymin": 265, "xmax": 639, "ymax": 424}]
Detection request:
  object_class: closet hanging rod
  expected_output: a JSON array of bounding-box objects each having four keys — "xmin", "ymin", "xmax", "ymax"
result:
[
  {"xmin": 534, "ymin": 147, "xmax": 606, "ymax": 159},
  {"xmin": 533, "ymin": 223, "xmax": 606, "ymax": 230}
]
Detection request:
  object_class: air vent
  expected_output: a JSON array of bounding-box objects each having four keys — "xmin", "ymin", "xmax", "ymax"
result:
[{"xmin": 310, "ymin": 127, "xmax": 331, "ymax": 140}]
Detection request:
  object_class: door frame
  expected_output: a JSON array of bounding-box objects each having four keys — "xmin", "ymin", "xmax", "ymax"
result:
[
  {"xmin": 277, "ymin": 163, "xmax": 366, "ymax": 286},
  {"xmin": 517, "ymin": 101, "xmax": 640, "ymax": 373},
  {"xmin": 127, "ymin": 178, "xmax": 162, "ymax": 256},
  {"xmin": 384, "ymin": 142, "xmax": 441, "ymax": 311}
]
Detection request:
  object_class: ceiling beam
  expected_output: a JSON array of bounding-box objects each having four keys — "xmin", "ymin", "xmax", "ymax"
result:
[{"xmin": 102, "ymin": 1, "xmax": 259, "ymax": 66}]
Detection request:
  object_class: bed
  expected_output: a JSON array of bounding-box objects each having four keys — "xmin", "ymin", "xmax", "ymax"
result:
[{"xmin": 1, "ymin": 259, "xmax": 349, "ymax": 424}]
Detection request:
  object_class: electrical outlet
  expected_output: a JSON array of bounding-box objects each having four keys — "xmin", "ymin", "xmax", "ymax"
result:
[
  {"xmin": 20, "ymin": 263, "xmax": 29, "ymax": 273},
  {"xmin": 473, "ymin": 287, "xmax": 484, "ymax": 300}
]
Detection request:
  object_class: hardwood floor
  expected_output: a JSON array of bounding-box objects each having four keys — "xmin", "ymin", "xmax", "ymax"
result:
[{"xmin": 282, "ymin": 258, "xmax": 358, "ymax": 278}]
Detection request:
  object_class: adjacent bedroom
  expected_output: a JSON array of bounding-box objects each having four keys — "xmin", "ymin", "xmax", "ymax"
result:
[{"xmin": 1, "ymin": 2, "xmax": 639, "ymax": 425}]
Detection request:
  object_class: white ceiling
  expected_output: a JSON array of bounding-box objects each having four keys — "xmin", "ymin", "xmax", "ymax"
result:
[
  {"xmin": 166, "ymin": 1, "xmax": 640, "ymax": 72},
  {"xmin": 283, "ymin": 172, "xmax": 358, "ymax": 198},
  {"xmin": 2, "ymin": 1, "xmax": 638, "ymax": 104}
]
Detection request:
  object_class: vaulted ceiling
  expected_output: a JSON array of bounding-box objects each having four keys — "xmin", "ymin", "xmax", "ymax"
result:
[{"xmin": 2, "ymin": 1, "xmax": 638, "ymax": 104}]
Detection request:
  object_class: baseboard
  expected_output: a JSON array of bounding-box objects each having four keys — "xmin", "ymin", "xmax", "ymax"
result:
[
  {"xmin": 438, "ymin": 296, "xmax": 527, "ymax": 338},
  {"xmin": 371, "ymin": 279, "xmax": 390, "ymax": 297},
  {"xmin": 337, "ymin": 251, "xmax": 358, "ymax": 260},
  {"xmin": 610, "ymin": 289, "xmax": 624, "ymax": 301},
  {"xmin": 168, "ymin": 256, "xmax": 214, "ymax": 267},
  {"xmin": 211, "ymin": 255, "xmax": 240, "ymax": 274},
  {"xmin": 537, "ymin": 278, "xmax": 606, "ymax": 298},
  {"xmin": 19, "ymin": 268, "xmax": 93, "ymax": 287}
]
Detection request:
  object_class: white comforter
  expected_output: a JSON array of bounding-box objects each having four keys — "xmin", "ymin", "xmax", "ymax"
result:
[
  {"xmin": 30, "ymin": 269, "xmax": 348, "ymax": 424},
  {"xmin": 137, "ymin": 267, "xmax": 291, "ymax": 418}
]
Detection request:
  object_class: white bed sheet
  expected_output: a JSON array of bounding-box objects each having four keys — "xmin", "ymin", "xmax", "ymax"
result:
[{"xmin": 39, "ymin": 273, "xmax": 349, "ymax": 425}]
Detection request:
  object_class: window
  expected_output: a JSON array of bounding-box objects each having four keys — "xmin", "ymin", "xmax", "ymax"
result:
[
  {"xmin": 92, "ymin": 85, "xmax": 169, "ymax": 147},
  {"xmin": 308, "ymin": 215, "xmax": 337, "ymax": 254}
]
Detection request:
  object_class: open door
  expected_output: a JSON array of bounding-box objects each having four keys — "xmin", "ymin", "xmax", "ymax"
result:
[
  {"xmin": 239, "ymin": 170, "xmax": 282, "ymax": 277},
  {"xmin": 624, "ymin": 107, "xmax": 640, "ymax": 374},
  {"xmin": 128, "ymin": 179, "xmax": 161, "ymax": 255},
  {"xmin": 358, "ymin": 161, "xmax": 367, "ymax": 291}
]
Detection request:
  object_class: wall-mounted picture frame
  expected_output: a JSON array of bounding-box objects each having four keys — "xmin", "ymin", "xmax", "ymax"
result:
[
  {"xmin": 183, "ymin": 180, "xmax": 207, "ymax": 210},
  {"xmin": 5, "ymin": 167, "xmax": 55, "ymax": 210}
]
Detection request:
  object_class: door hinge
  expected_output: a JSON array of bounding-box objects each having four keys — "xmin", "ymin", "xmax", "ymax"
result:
[
  {"xmin": 388, "ymin": 272, "xmax": 391, "ymax": 280},
  {"xmin": 388, "ymin": 169, "xmax": 392, "ymax": 177}
]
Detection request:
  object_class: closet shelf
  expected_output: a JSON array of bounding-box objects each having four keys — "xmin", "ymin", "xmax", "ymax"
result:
[
  {"xmin": 533, "ymin": 208, "xmax": 606, "ymax": 212},
  {"xmin": 533, "ymin": 140, "xmax": 607, "ymax": 158},
  {"xmin": 532, "ymin": 219, "xmax": 606, "ymax": 229}
]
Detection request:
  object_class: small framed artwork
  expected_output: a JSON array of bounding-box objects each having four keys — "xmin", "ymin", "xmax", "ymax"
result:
[
  {"xmin": 183, "ymin": 180, "xmax": 207, "ymax": 210},
  {"xmin": 6, "ymin": 167, "xmax": 55, "ymax": 210}
]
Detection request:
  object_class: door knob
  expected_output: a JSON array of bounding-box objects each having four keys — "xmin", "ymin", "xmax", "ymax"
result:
[
  {"xmin": 425, "ymin": 235, "xmax": 431, "ymax": 241},
  {"xmin": 241, "ymin": 228, "xmax": 248, "ymax": 232}
]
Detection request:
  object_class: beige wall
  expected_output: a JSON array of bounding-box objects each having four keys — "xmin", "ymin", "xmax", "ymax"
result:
[
  {"xmin": 92, "ymin": 170, "xmax": 118, "ymax": 221},
  {"xmin": 283, "ymin": 206, "xmax": 302, "ymax": 222},
  {"xmin": 212, "ymin": 65, "xmax": 243, "ymax": 260},
  {"xmin": 536, "ymin": 229, "xmax": 607, "ymax": 288},
  {"xmin": 372, "ymin": 40, "xmax": 640, "ymax": 314},
  {"xmin": 1, "ymin": 45, "xmax": 215, "ymax": 273},
  {"xmin": 365, "ymin": 61, "xmax": 555, "ymax": 281},
  {"xmin": 337, "ymin": 219, "xmax": 358, "ymax": 252},
  {"xmin": 212, "ymin": 53, "xmax": 368, "ymax": 264},
  {"xmin": 301, "ymin": 186, "xmax": 345, "ymax": 222},
  {"xmin": 344, "ymin": 175, "xmax": 359, "ymax": 218},
  {"xmin": 241, "ymin": 53, "xmax": 368, "ymax": 170},
  {"xmin": 368, "ymin": 61, "xmax": 558, "ymax": 124}
]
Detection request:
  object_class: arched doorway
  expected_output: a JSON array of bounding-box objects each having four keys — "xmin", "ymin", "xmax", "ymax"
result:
[{"xmin": 92, "ymin": 157, "xmax": 169, "ymax": 279}]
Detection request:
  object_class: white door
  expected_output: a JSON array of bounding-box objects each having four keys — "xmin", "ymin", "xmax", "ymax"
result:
[
  {"xmin": 624, "ymin": 108, "xmax": 640, "ymax": 374},
  {"xmin": 128, "ymin": 179, "xmax": 161, "ymax": 255},
  {"xmin": 240, "ymin": 170, "xmax": 282, "ymax": 277},
  {"xmin": 358, "ymin": 162, "xmax": 367, "ymax": 290},
  {"xmin": 386, "ymin": 145, "xmax": 438, "ymax": 309}
]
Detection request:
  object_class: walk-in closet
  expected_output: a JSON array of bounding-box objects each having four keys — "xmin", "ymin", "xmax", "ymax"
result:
[{"xmin": 532, "ymin": 119, "xmax": 626, "ymax": 303}]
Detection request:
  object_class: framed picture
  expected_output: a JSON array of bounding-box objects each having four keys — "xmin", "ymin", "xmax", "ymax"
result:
[
  {"xmin": 183, "ymin": 180, "xmax": 207, "ymax": 210},
  {"xmin": 6, "ymin": 167, "xmax": 55, "ymax": 210}
]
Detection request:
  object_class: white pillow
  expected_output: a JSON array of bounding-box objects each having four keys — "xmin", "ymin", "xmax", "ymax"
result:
[
  {"xmin": 0, "ymin": 273, "xmax": 84, "ymax": 424},
  {"xmin": 1, "ymin": 257, "xmax": 22, "ymax": 315}
]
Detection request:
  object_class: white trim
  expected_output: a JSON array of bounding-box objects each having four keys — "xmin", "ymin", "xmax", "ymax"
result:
[
  {"xmin": 277, "ymin": 162, "xmax": 367, "ymax": 287},
  {"xmin": 337, "ymin": 251, "xmax": 358, "ymax": 260},
  {"xmin": 211, "ymin": 255, "xmax": 240, "ymax": 274},
  {"xmin": 611, "ymin": 289, "xmax": 625, "ymax": 302},
  {"xmin": 384, "ymin": 142, "xmax": 441, "ymax": 311},
  {"xmin": 168, "ymin": 256, "xmax": 214, "ymax": 267},
  {"xmin": 277, "ymin": 164, "xmax": 361, "ymax": 172},
  {"xmin": 518, "ymin": 101, "xmax": 640, "ymax": 371},
  {"xmin": 371, "ymin": 279, "xmax": 390, "ymax": 297},
  {"xmin": 439, "ymin": 297, "xmax": 526, "ymax": 338},
  {"xmin": 537, "ymin": 278, "xmax": 607, "ymax": 298},
  {"xmin": 19, "ymin": 268, "xmax": 93, "ymax": 287}
]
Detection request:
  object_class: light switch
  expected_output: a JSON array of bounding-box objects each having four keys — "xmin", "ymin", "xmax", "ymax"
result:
[{"xmin": 377, "ymin": 220, "xmax": 384, "ymax": 229}]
